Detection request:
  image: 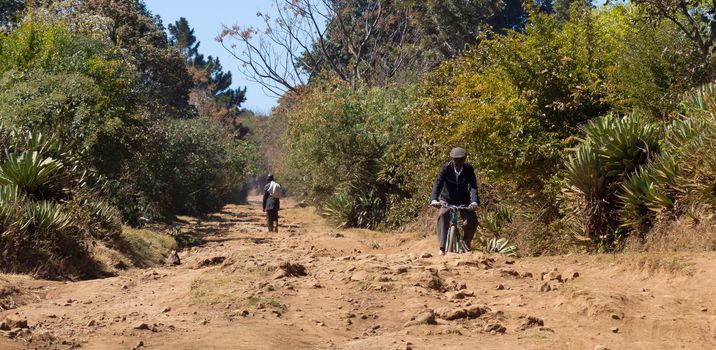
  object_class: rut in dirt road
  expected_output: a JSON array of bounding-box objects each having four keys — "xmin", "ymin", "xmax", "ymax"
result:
[{"xmin": 1, "ymin": 197, "xmax": 715, "ymax": 350}]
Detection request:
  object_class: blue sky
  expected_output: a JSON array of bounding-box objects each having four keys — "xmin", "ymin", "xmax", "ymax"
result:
[{"xmin": 144, "ymin": 0, "xmax": 281, "ymax": 114}]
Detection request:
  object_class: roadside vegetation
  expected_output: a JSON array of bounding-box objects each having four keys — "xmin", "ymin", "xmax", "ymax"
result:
[
  {"xmin": 232, "ymin": 1, "xmax": 716, "ymax": 255},
  {"xmin": 0, "ymin": 1, "xmax": 257, "ymax": 278}
]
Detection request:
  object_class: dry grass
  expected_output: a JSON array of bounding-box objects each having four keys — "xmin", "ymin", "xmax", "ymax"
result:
[
  {"xmin": 399, "ymin": 207, "xmax": 434, "ymax": 236},
  {"xmin": 494, "ymin": 213, "xmax": 583, "ymax": 257},
  {"xmin": 624, "ymin": 213, "xmax": 716, "ymax": 253},
  {"xmin": 122, "ymin": 226, "xmax": 177, "ymax": 267},
  {"xmin": 244, "ymin": 296, "xmax": 285, "ymax": 311},
  {"xmin": 591, "ymin": 252, "xmax": 698, "ymax": 276},
  {"xmin": 630, "ymin": 254, "xmax": 697, "ymax": 275},
  {"xmin": 190, "ymin": 275, "xmax": 245, "ymax": 305}
]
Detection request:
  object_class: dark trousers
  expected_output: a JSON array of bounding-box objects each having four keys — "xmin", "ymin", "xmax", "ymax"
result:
[
  {"xmin": 266, "ymin": 209, "xmax": 278, "ymax": 232},
  {"xmin": 437, "ymin": 207, "xmax": 477, "ymax": 251}
]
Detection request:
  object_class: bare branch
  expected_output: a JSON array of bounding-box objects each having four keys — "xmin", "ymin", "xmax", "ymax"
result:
[
  {"xmin": 635, "ymin": 0, "xmax": 716, "ymax": 59},
  {"xmin": 218, "ymin": 0, "xmax": 427, "ymax": 93}
]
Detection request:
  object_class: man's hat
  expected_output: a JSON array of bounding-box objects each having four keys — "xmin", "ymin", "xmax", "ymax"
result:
[
  {"xmin": 267, "ymin": 173, "xmax": 274, "ymax": 181},
  {"xmin": 449, "ymin": 147, "xmax": 467, "ymax": 158}
]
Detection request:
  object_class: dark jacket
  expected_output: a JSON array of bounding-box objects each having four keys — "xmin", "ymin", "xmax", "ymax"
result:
[
  {"xmin": 430, "ymin": 161, "xmax": 480, "ymax": 206},
  {"xmin": 263, "ymin": 184, "xmax": 280, "ymax": 211}
]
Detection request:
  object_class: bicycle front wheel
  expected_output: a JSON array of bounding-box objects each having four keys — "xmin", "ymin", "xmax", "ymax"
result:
[{"xmin": 448, "ymin": 225, "xmax": 457, "ymax": 253}]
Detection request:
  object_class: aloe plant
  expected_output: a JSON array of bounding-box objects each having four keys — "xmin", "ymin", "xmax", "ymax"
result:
[
  {"xmin": 0, "ymin": 185, "xmax": 22, "ymax": 232},
  {"xmin": 321, "ymin": 187, "xmax": 352, "ymax": 228},
  {"xmin": 0, "ymin": 151, "xmax": 68, "ymax": 200},
  {"xmin": 0, "ymin": 184, "xmax": 22, "ymax": 203},
  {"xmin": 618, "ymin": 167, "xmax": 671, "ymax": 232},
  {"xmin": 18, "ymin": 201, "xmax": 71, "ymax": 239},
  {"xmin": 562, "ymin": 114, "xmax": 662, "ymax": 250},
  {"xmin": 477, "ymin": 206, "xmax": 514, "ymax": 237},
  {"xmin": 677, "ymin": 85, "xmax": 716, "ymax": 207},
  {"xmin": 482, "ymin": 237, "xmax": 518, "ymax": 257},
  {"xmin": 686, "ymin": 83, "xmax": 716, "ymax": 116},
  {"xmin": 582, "ymin": 114, "xmax": 661, "ymax": 183}
]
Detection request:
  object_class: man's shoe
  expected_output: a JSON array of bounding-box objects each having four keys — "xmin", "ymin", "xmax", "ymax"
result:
[{"xmin": 438, "ymin": 249, "xmax": 445, "ymax": 256}]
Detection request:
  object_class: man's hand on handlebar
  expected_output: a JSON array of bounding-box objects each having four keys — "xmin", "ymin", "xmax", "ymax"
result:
[{"xmin": 430, "ymin": 201, "xmax": 478, "ymax": 211}]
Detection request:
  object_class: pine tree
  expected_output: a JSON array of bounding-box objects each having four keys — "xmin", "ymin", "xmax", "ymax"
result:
[
  {"xmin": 169, "ymin": 18, "xmax": 247, "ymax": 116},
  {"xmin": 168, "ymin": 17, "xmax": 200, "ymax": 62}
]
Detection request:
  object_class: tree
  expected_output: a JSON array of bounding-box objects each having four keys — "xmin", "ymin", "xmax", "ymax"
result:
[
  {"xmin": 542, "ymin": 0, "xmax": 592, "ymax": 20},
  {"xmin": 202, "ymin": 56, "xmax": 247, "ymax": 111},
  {"xmin": 218, "ymin": 0, "xmax": 434, "ymax": 94},
  {"xmin": 398, "ymin": 0, "xmax": 527, "ymax": 58},
  {"xmin": 168, "ymin": 17, "xmax": 248, "ymax": 135},
  {"xmin": 34, "ymin": 0, "xmax": 194, "ymax": 116},
  {"xmin": 215, "ymin": 87, "xmax": 247, "ymax": 110},
  {"xmin": 168, "ymin": 17, "xmax": 200, "ymax": 61},
  {"xmin": 187, "ymin": 55, "xmax": 247, "ymax": 132},
  {"xmin": 633, "ymin": 0, "xmax": 716, "ymax": 64}
]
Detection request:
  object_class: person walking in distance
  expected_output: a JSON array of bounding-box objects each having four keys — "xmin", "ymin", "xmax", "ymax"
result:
[
  {"xmin": 430, "ymin": 147, "xmax": 480, "ymax": 255},
  {"xmin": 262, "ymin": 173, "xmax": 282, "ymax": 232}
]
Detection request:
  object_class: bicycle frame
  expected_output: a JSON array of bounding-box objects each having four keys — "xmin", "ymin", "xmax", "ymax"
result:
[{"xmin": 442, "ymin": 204, "xmax": 471, "ymax": 253}]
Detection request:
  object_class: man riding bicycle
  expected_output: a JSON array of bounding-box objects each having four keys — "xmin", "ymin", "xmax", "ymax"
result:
[{"xmin": 430, "ymin": 147, "xmax": 480, "ymax": 255}]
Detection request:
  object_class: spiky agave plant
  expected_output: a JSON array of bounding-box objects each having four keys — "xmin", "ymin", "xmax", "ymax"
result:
[
  {"xmin": 0, "ymin": 185, "xmax": 23, "ymax": 232},
  {"xmin": 618, "ymin": 167, "xmax": 672, "ymax": 233},
  {"xmin": 354, "ymin": 189, "xmax": 384, "ymax": 229},
  {"xmin": 482, "ymin": 237, "xmax": 518, "ymax": 257},
  {"xmin": 562, "ymin": 142, "xmax": 614, "ymax": 247},
  {"xmin": 0, "ymin": 151, "xmax": 69, "ymax": 200},
  {"xmin": 686, "ymin": 82, "xmax": 716, "ymax": 117},
  {"xmin": 18, "ymin": 201, "xmax": 71, "ymax": 241},
  {"xmin": 585, "ymin": 114, "xmax": 661, "ymax": 182},
  {"xmin": 620, "ymin": 117, "xmax": 712, "ymax": 221},
  {"xmin": 321, "ymin": 185, "xmax": 352, "ymax": 228},
  {"xmin": 18, "ymin": 129, "xmax": 66, "ymax": 157},
  {"xmin": 480, "ymin": 207, "xmax": 513, "ymax": 232},
  {"xmin": 674, "ymin": 83, "xmax": 716, "ymax": 208},
  {"xmin": 624, "ymin": 117, "xmax": 709, "ymax": 219},
  {"xmin": 562, "ymin": 114, "xmax": 662, "ymax": 251}
]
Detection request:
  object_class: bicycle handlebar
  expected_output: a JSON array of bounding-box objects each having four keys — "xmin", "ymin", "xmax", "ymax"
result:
[
  {"xmin": 433, "ymin": 202, "xmax": 472, "ymax": 210},
  {"xmin": 442, "ymin": 204, "xmax": 469, "ymax": 209}
]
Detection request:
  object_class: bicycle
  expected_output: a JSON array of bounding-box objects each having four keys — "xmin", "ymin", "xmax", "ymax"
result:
[{"xmin": 439, "ymin": 203, "xmax": 473, "ymax": 254}]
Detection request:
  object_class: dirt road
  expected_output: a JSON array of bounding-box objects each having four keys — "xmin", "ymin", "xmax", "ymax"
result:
[{"xmin": 1, "ymin": 197, "xmax": 715, "ymax": 349}]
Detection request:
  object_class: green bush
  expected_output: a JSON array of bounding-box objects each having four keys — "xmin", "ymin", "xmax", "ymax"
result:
[
  {"xmin": 132, "ymin": 118, "xmax": 257, "ymax": 216},
  {"xmin": 0, "ymin": 17, "xmax": 257, "ymax": 223},
  {"xmin": 0, "ymin": 7, "xmax": 259, "ymax": 278},
  {"xmin": 272, "ymin": 82, "xmax": 415, "ymax": 229},
  {"xmin": 599, "ymin": 5, "xmax": 702, "ymax": 118},
  {"xmin": 0, "ymin": 17, "xmax": 141, "ymax": 179}
]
